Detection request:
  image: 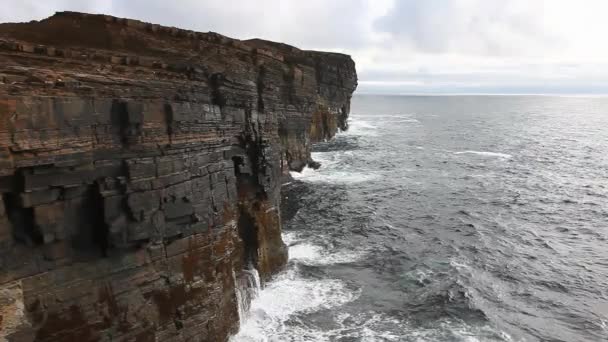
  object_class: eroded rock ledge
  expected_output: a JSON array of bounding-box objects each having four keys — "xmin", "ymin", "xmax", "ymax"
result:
[{"xmin": 0, "ymin": 12, "xmax": 356, "ymax": 341}]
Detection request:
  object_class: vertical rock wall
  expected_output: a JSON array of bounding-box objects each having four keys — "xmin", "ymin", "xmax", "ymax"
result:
[{"xmin": 0, "ymin": 12, "xmax": 357, "ymax": 341}]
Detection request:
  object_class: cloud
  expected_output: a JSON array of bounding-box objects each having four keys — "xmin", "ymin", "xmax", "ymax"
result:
[
  {"xmin": 374, "ymin": 0, "xmax": 560, "ymax": 56},
  {"xmin": 0, "ymin": 0, "xmax": 113, "ymax": 22},
  {"xmin": 1, "ymin": 0, "xmax": 608, "ymax": 94},
  {"xmin": 0, "ymin": 0, "xmax": 377, "ymax": 50},
  {"xmin": 356, "ymin": 0, "xmax": 608, "ymax": 93},
  {"xmin": 109, "ymin": 0, "xmax": 388, "ymax": 50}
]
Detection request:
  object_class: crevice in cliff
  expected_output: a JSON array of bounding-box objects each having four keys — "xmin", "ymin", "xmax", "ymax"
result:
[
  {"xmin": 111, "ymin": 99, "xmax": 130, "ymax": 147},
  {"xmin": 234, "ymin": 131, "xmax": 267, "ymax": 198},
  {"xmin": 231, "ymin": 136, "xmax": 265, "ymax": 271},
  {"xmin": 3, "ymin": 169, "xmax": 43, "ymax": 246},
  {"xmin": 232, "ymin": 150, "xmax": 260, "ymax": 268},
  {"xmin": 164, "ymin": 103, "xmax": 174, "ymax": 144},
  {"xmin": 237, "ymin": 208, "xmax": 259, "ymax": 266},
  {"xmin": 3, "ymin": 191, "xmax": 42, "ymax": 246},
  {"xmin": 232, "ymin": 152, "xmax": 265, "ymax": 329},
  {"xmin": 210, "ymin": 73, "xmax": 226, "ymax": 109},
  {"xmin": 256, "ymin": 66, "xmax": 266, "ymax": 113},
  {"xmin": 74, "ymin": 184, "xmax": 109, "ymax": 257},
  {"xmin": 282, "ymin": 63, "xmax": 297, "ymax": 105},
  {"xmin": 314, "ymin": 57, "xmax": 323, "ymax": 95},
  {"xmin": 339, "ymin": 103, "xmax": 349, "ymax": 131}
]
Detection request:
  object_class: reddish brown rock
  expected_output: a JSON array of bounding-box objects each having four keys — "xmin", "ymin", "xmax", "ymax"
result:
[{"xmin": 0, "ymin": 11, "xmax": 357, "ymax": 341}]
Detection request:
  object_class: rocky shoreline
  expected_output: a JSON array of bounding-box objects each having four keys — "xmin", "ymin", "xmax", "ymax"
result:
[{"xmin": 0, "ymin": 12, "xmax": 356, "ymax": 341}]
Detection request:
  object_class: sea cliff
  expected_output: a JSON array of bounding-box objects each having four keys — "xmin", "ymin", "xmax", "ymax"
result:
[{"xmin": 0, "ymin": 12, "xmax": 356, "ymax": 341}]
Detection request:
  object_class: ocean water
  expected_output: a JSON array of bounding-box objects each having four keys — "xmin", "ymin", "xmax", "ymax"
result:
[{"xmin": 231, "ymin": 95, "xmax": 608, "ymax": 342}]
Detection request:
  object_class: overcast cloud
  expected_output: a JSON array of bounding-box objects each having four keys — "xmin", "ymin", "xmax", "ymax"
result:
[{"xmin": 2, "ymin": 0, "xmax": 607, "ymax": 94}]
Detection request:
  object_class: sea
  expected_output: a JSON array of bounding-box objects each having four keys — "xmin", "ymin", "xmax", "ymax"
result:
[{"xmin": 231, "ymin": 95, "xmax": 608, "ymax": 342}]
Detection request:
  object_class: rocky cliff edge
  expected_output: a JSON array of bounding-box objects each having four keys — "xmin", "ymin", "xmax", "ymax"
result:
[{"xmin": 0, "ymin": 12, "xmax": 356, "ymax": 341}]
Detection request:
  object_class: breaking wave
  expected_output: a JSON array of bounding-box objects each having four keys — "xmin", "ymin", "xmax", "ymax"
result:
[
  {"xmin": 290, "ymin": 150, "xmax": 379, "ymax": 184},
  {"xmin": 289, "ymin": 242, "xmax": 366, "ymax": 266},
  {"xmin": 454, "ymin": 150, "xmax": 513, "ymax": 159},
  {"xmin": 290, "ymin": 168, "xmax": 379, "ymax": 184}
]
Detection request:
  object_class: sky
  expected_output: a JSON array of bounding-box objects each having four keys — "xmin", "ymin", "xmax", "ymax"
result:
[{"xmin": 1, "ymin": 0, "xmax": 607, "ymax": 94}]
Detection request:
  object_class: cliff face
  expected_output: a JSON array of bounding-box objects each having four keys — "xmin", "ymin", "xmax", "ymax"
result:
[{"xmin": 0, "ymin": 12, "xmax": 356, "ymax": 341}]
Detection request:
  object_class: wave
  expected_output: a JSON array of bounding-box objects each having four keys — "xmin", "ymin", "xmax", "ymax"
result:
[
  {"xmin": 283, "ymin": 232, "xmax": 366, "ymax": 266},
  {"xmin": 281, "ymin": 231, "xmax": 300, "ymax": 246},
  {"xmin": 232, "ymin": 281, "xmax": 511, "ymax": 342},
  {"xmin": 310, "ymin": 151, "xmax": 340, "ymax": 167},
  {"xmin": 343, "ymin": 119, "xmax": 378, "ymax": 136},
  {"xmin": 408, "ymin": 320, "xmax": 515, "ymax": 342},
  {"xmin": 292, "ymin": 151, "xmax": 378, "ymax": 184},
  {"xmin": 353, "ymin": 114, "xmax": 416, "ymax": 119},
  {"xmin": 291, "ymin": 168, "xmax": 379, "ymax": 184},
  {"xmin": 229, "ymin": 268, "xmax": 360, "ymax": 342},
  {"xmin": 289, "ymin": 242, "xmax": 365, "ymax": 266},
  {"xmin": 350, "ymin": 120, "xmax": 377, "ymax": 129},
  {"xmin": 454, "ymin": 150, "xmax": 513, "ymax": 159},
  {"xmin": 350, "ymin": 114, "xmax": 421, "ymax": 126}
]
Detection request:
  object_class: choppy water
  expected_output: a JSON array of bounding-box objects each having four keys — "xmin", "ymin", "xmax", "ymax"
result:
[{"xmin": 232, "ymin": 95, "xmax": 608, "ymax": 342}]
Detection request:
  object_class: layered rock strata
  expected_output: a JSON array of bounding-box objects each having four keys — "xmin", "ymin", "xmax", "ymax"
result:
[{"xmin": 0, "ymin": 12, "xmax": 356, "ymax": 341}]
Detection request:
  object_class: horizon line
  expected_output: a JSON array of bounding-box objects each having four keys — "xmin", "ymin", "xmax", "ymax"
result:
[{"xmin": 354, "ymin": 92, "xmax": 608, "ymax": 97}]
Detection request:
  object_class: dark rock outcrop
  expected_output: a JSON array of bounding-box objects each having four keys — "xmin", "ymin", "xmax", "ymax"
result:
[{"xmin": 0, "ymin": 12, "xmax": 356, "ymax": 341}]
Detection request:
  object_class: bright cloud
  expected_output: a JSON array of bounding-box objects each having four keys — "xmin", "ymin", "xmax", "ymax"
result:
[{"xmin": 1, "ymin": 0, "xmax": 607, "ymax": 94}]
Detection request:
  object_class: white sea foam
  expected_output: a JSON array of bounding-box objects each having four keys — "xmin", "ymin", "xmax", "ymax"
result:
[
  {"xmin": 449, "ymin": 257, "xmax": 472, "ymax": 270},
  {"xmin": 351, "ymin": 120, "xmax": 377, "ymax": 129},
  {"xmin": 393, "ymin": 118, "xmax": 421, "ymax": 123},
  {"xmin": 406, "ymin": 320, "xmax": 516, "ymax": 342},
  {"xmin": 454, "ymin": 150, "xmax": 512, "ymax": 159},
  {"xmin": 291, "ymin": 168, "xmax": 379, "ymax": 184},
  {"xmin": 309, "ymin": 151, "xmax": 339, "ymax": 167},
  {"xmin": 321, "ymin": 312, "xmax": 407, "ymax": 341},
  {"xmin": 328, "ymin": 313, "xmax": 509, "ymax": 342},
  {"xmin": 283, "ymin": 231, "xmax": 365, "ymax": 266},
  {"xmin": 231, "ymin": 248, "xmax": 510, "ymax": 342},
  {"xmin": 350, "ymin": 114, "xmax": 421, "ymax": 126},
  {"xmin": 231, "ymin": 270, "xmax": 424, "ymax": 342},
  {"xmin": 293, "ymin": 150, "xmax": 377, "ymax": 184},
  {"xmin": 233, "ymin": 299, "xmax": 511, "ymax": 342},
  {"xmin": 343, "ymin": 119, "xmax": 378, "ymax": 136},
  {"xmin": 289, "ymin": 242, "xmax": 365, "ymax": 266},
  {"xmin": 354, "ymin": 114, "xmax": 415, "ymax": 119},
  {"xmin": 281, "ymin": 231, "xmax": 300, "ymax": 246},
  {"xmin": 410, "ymin": 268, "xmax": 435, "ymax": 285},
  {"xmin": 230, "ymin": 268, "xmax": 360, "ymax": 342},
  {"xmin": 230, "ymin": 234, "xmax": 368, "ymax": 341},
  {"xmin": 380, "ymin": 118, "xmax": 421, "ymax": 125}
]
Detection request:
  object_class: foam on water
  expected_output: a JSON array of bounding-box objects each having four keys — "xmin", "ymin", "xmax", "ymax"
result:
[
  {"xmin": 230, "ymin": 230, "xmax": 367, "ymax": 341},
  {"xmin": 351, "ymin": 114, "xmax": 421, "ymax": 126},
  {"xmin": 289, "ymin": 242, "xmax": 365, "ymax": 266},
  {"xmin": 291, "ymin": 168, "xmax": 379, "ymax": 184},
  {"xmin": 230, "ymin": 268, "xmax": 360, "ymax": 342},
  {"xmin": 291, "ymin": 150, "xmax": 378, "ymax": 184},
  {"xmin": 354, "ymin": 114, "xmax": 416, "ymax": 119},
  {"xmin": 403, "ymin": 320, "xmax": 516, "ymax": 342},
  {"xmin": 310, "ymin": 151, "xmax": 339, "ymax": 166},
  {"xmin": 454, "ymin": 151, "xmax": 513, "ymax": 159},
  {"xmin": 391, "ymin": 119, "xmax": 421, "ymax": 123},
  {"xmin": 281, "ymin": 231, "xmax": 300, "ymax": 246},
  {"xmin": 344, "ymin": 119, "xmax": 378, "ymax": 136}
]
